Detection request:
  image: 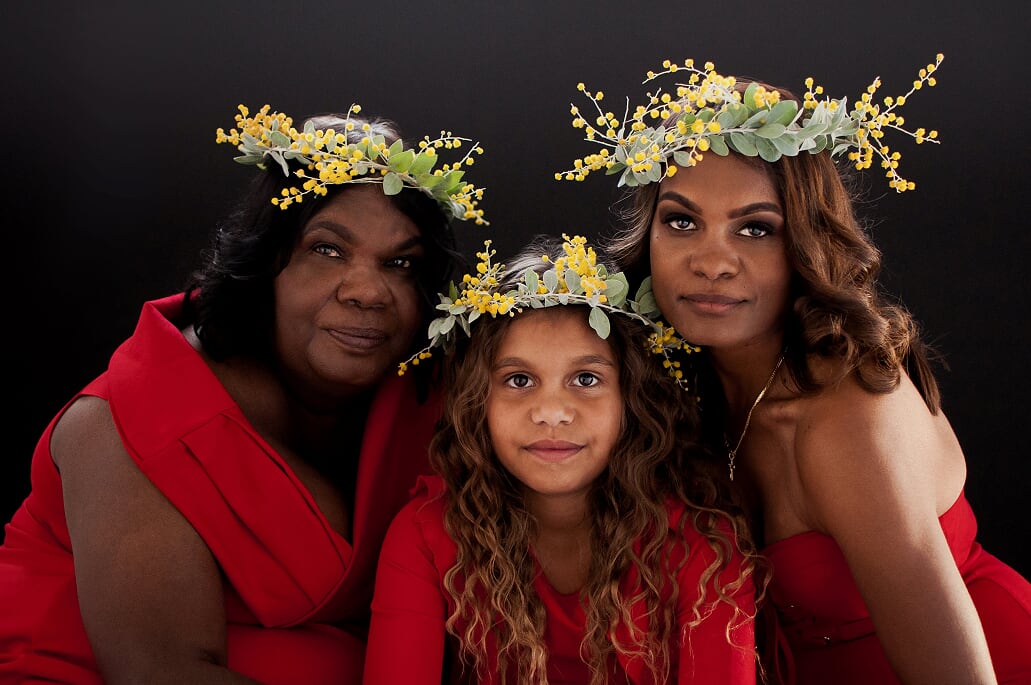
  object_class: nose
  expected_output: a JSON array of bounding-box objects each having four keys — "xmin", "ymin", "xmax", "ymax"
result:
[
  {"xmin": 336, "ymin": 261, "xmax": 390, "ymax": 309},
  {"xmin": 529, "ymin": 390, "xmax": 574, "ymax": 426},
  {"xmin": 689, "ymin": 234, "xmax": 738, "ymax": 281}
]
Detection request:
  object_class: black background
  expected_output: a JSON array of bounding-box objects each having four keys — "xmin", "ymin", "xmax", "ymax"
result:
[{"xmin": 3, "ymin": 2, "xmax": 1028, "ymax": 576}]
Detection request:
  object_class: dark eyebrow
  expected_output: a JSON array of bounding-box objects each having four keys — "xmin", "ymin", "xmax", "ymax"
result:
[
  {"xmin": 493, "ymin": 354, "xmax": 615, "ymax": 371},
  {"xmin": 303, "ymin": 221, "xmax": 424, "ymax": 252},
  {"xmin": 656, "ymin": 190, "xmax": 782, "ymax": 219}
]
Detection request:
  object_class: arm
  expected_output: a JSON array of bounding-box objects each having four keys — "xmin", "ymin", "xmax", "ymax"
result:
[
  {"xmin": 676, "ymin": 535, "xmax": 757, "ymax": 685},
  {"xmin": 797, "ymin": 375, "xmax": 996, "ymax": 685},
  {"xmin": 363, "ymin": 498, "xmax": 450, "ymax": 685},
  {"xmin": 54, "ymin": 396, "xmax": 262, "ymax": 685}
]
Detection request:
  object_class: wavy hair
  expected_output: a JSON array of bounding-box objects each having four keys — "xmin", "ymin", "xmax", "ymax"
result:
[
  {"xmin": 430, "ymin": 238, "xmax": 762, "ymax": 684},
  {"xmin": 180, "ymin": 112, "xmax": 462, "ymax": 392},
  {"xmin": 605, "ymin": 81, "xmax": 941, "ymax": 413}
]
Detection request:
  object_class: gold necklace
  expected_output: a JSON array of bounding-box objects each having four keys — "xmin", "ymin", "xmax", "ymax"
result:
[{"xmin": 724, "ymin": 353, "xmax": 785, "ymax": 481}]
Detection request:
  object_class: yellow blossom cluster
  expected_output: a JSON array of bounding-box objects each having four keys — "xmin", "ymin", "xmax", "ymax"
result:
[
  {"xmin": 453, "ymin": 241, "xmax": 518, "ymax": 317},
  {"xmin": 842, "ymin": 53, "xmax": 944, "ymax": 192},
  {"xmin": 548, "ymin": 234, "xmax": 607, "ymax": 302},
  {"xmin": 216, "ymin": 103, "xmax": 488, "ymax": 223}
]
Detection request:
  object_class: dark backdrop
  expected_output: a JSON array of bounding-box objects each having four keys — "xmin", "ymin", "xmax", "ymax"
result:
[{"xmin": 3, "ymin": 2, "xmax": 1028, "ymax": 576}]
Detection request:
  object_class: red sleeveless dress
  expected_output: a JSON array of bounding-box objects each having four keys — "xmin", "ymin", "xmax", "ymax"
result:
[{"xmin": 765, "ymin": 492, "xmax": 1031, "ymax": 684}]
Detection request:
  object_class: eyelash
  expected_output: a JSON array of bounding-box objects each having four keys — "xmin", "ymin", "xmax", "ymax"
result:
[
  {"xmin": 662, "ymin": 214, "xmax": 774, "ymax": 239},
  {"xmin": 501, "ymin": 372, "xmax": 602, "ymax": 389},
  {"xmin": 312, "ymin": 244, "xmax": 418, "ymax": 269}
]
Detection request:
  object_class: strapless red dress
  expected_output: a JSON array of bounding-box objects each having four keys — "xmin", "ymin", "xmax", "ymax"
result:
[{"xmin": 764, "ymin": 493, "xmax": 1031, "ymax": 684}]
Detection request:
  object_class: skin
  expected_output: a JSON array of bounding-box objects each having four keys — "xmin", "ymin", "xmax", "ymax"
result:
[
  {"xmin": 486, "ymin": 308, "xmax": 623, "ymax": 594},
  {"xmin": 648, "ymin": 153, "xmax": 996, "ymax": 684},
  {"xmin": 52, "ymin": 185, "xmax": 426, "ymax": 684}
]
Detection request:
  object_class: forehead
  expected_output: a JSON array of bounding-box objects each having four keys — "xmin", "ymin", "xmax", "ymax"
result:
[
  {"xmin": 302, "ymin": 185, "xmax": 423, "ymax": 245},
  {"xmin": 495, "ymin": 308, "xmax": 615, "ymax": 358},
  {"xmin": 664, "ymin": 153, "xmax": 779, "ymax": 205}
]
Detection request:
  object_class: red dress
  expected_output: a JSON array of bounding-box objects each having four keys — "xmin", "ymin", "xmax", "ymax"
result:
[
  {"xmin": 363, "ymin": 476, "xmax": 757, "ymax": 685},
  {"xmin": 765, "ymin": 492, "xmax": 1031, "ymax": 684},
  {"xmin": 0, "ymin": 294, "xmax": 442, "ymax": 685}
]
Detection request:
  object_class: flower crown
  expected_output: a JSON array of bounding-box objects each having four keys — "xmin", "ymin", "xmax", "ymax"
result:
[
  {"xmin": 557, "ymin": 54, "xmax": 943, "ymax": 193},
  {"xmin": 399, "ymin": 235, "xmax": 696, "ymax": 387},
  {"xmin": 216, "ymin": 104, "xmax": 488, "ymax": 224}
]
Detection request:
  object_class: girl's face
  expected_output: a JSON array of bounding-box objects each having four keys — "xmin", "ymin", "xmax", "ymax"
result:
[
  {"xmin": 648, "ymin": 153, "xmax": 791, "ymax": 353},
  {"xmin": 486, "ymin": 308, "xmax": 622, "ymax": 508},
  {"xmin": 272, "ymin": 185, "xmax": 425, "ymax": 403}
]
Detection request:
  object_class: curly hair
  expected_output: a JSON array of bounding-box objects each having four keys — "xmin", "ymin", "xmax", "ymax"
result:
[
  {"xmin": 605, "ymin": 80, "xmax": 941, "ymax": 414},
  {"xmin": 180, "ymin": 112, "xmax": 463, "ymax": 388},
  {"xmin": 429, "ymin": 239, "xmax": 761, "ymax": 684}
]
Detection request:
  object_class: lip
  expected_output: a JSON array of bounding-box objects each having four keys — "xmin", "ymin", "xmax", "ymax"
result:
[
  {"xmin": 682, "ymin": 293, "xmax": 745, "ymax": 315},
  {"xmin": 325, "ymin": 326, "xmax": 389, "ymax": 351},
  {"xmin": 524, "ymin": 439, "xmax": 584, "ymax": 463}
]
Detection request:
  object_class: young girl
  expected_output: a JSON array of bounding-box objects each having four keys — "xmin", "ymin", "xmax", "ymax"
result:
[
  {"xmin": 558, "ymin": 58, "xmax": 1031, "ymax": 684},
  {"xmin": 363, "ymin": 236, "xmax": 761, "ymax": 685}
]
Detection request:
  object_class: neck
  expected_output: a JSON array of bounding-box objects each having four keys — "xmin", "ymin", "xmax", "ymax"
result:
[
  {"xmin": 525, "ymin": 491, "xmax": 591, "ymax": 537},
  {"xmin": 709, "ymin": 342, "xmax": 786, "ymax": 414}
]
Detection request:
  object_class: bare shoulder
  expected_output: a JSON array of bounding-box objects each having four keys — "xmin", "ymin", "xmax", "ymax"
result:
[
  {"xmin": 51, "ymin": 395, "xmax": 121, "ymax": 472},
  {"xmin": 792, "ymin": 365, "xmax": 965, "ymax": 534}
]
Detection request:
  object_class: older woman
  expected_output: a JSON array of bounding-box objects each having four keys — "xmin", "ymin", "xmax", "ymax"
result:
[{"xmin": 0, "ymin": 104, "xmax": 486, "ymax": 684}]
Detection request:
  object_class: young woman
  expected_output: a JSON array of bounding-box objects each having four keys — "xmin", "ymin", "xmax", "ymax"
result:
[
  {"xmin": 561, "ymin": 58, "xmax": 1031, "ymax": 684},
  {"xmin": 0, "ymin": 104, "xmax": 485, "ymax": 684},
  {"xmin": 363, "ymin": 236, "xmax": 760, "ymax": 685}
]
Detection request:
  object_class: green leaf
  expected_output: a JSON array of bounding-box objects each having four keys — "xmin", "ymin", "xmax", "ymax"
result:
[
  {"xmin": 637, "ymin": 291, "xmax": 658, "ymax": 315},
  {"xmin": 414, "ymin": 172, "xmax": 443, "ymax": 188},
  {"xmin": 754, "ymin": 136, "xmax": 781, "ymax": 162},
  {"xmin": 673, "ymin": 150, "xmax": 694, "ymax": 166},
  {"xmin": 728, "ymin": 132, "xmax": 758, "ymax": 156},
  {"xmin": 428, "ymin": 317, "xmax": 443, "ymax": 338},
  {"xmin": 588, "ymin": 307, "xmax": 611, "ymax": 339},
  {"xmin": 604, "ymin": 161, "xmax": 627, "ymax": 175},
  {"xmin": 767, "ymin": 100, "xmax": 799, "ymax": 126},
  {"xmin": 409, "ymin": 151, "xmax": 438, "ymax": 175},
  {"xmin": 564, "ymin": 270, "xmax": 581, "ymax": 294},
  {"xmin": 233, "ymin": 154, "xmax": 264, "ymax": 165},
  {"xmin": 523, "ymin": 268, "xmax": 539, "ymax": 294},
  {"xmin": 634, "ymin": 276, "xmax": 653, "ymax": 302},
  {"xmin": 448, "ymin": 281, "xmax": 458, "ymax": 300},
  {"xmin": 605, "ymin": 274, "xmax": 628, "ymax": 307},
  {"xmin": 440, "ymin": 170, "xmax": 465, "ymax": 193},
  {"xmin": 382, "ymin": 172, "xmax": 403, "ymax": 195},
  {"xmin": 387, "ymin": 149, "xmax": 416, "ymax": 173},
  {"xmin": 771, "ymin": 134, "xmax": 800, "ymax": 157},
  {"xmin": 708, "ymin": 133, "xmax": 729, "ymax": 156},
  {"xmin": 439, "ymin": 316, "xmax": 455, "ymax": 334},
  {"xmin": 388, "ymin": 138, "xmax": 404, "ymax": 157},
  {"xmin": 269, "ymin": 130, "xmax": 291, "ymax": 148},
  {"xmin": 755, "ymin": 122, "xmax": 786, "ymax": 139},
  {"xmin": 743, "ymin": 109, "xmax": 770, "ymax": 128},
  {"xmin": 543, "ymin": 269, "xmax": 559, "ymax": 291}
]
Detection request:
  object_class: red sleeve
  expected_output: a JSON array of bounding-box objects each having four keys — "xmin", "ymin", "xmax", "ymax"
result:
[
  {"xmin": 675, "ymin": 531, "xmax": 757, "ymax": 685},
  {"xmin": 363, "ymin": 492, "xmax": 451, "ymax": 685}
]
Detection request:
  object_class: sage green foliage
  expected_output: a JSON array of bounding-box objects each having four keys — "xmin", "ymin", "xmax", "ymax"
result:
[{"xmin": 607, "ymin": 81, "xmax": 861, "ymax": 188}]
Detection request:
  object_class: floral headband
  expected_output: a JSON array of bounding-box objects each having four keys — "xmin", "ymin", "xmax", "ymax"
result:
[
  {"xmin": 399, "ymin": 235, "xmax": 695, "ymax": 388},
  {"xmin": 557, "ymin": 54, "xmax": 943, "ymax": 193},
  {"xmin": 216, "ymin": 104, "xmax": 488, "ymax": 224}
]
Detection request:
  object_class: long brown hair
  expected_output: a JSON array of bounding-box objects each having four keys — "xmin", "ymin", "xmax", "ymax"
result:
[
  {"xmin": 605, "ymin": 81, "xmax": 942, "ymax": 412},
  {"xmin": 429, "ymin": 241, "xmax": 760, "ymax": 684}
]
